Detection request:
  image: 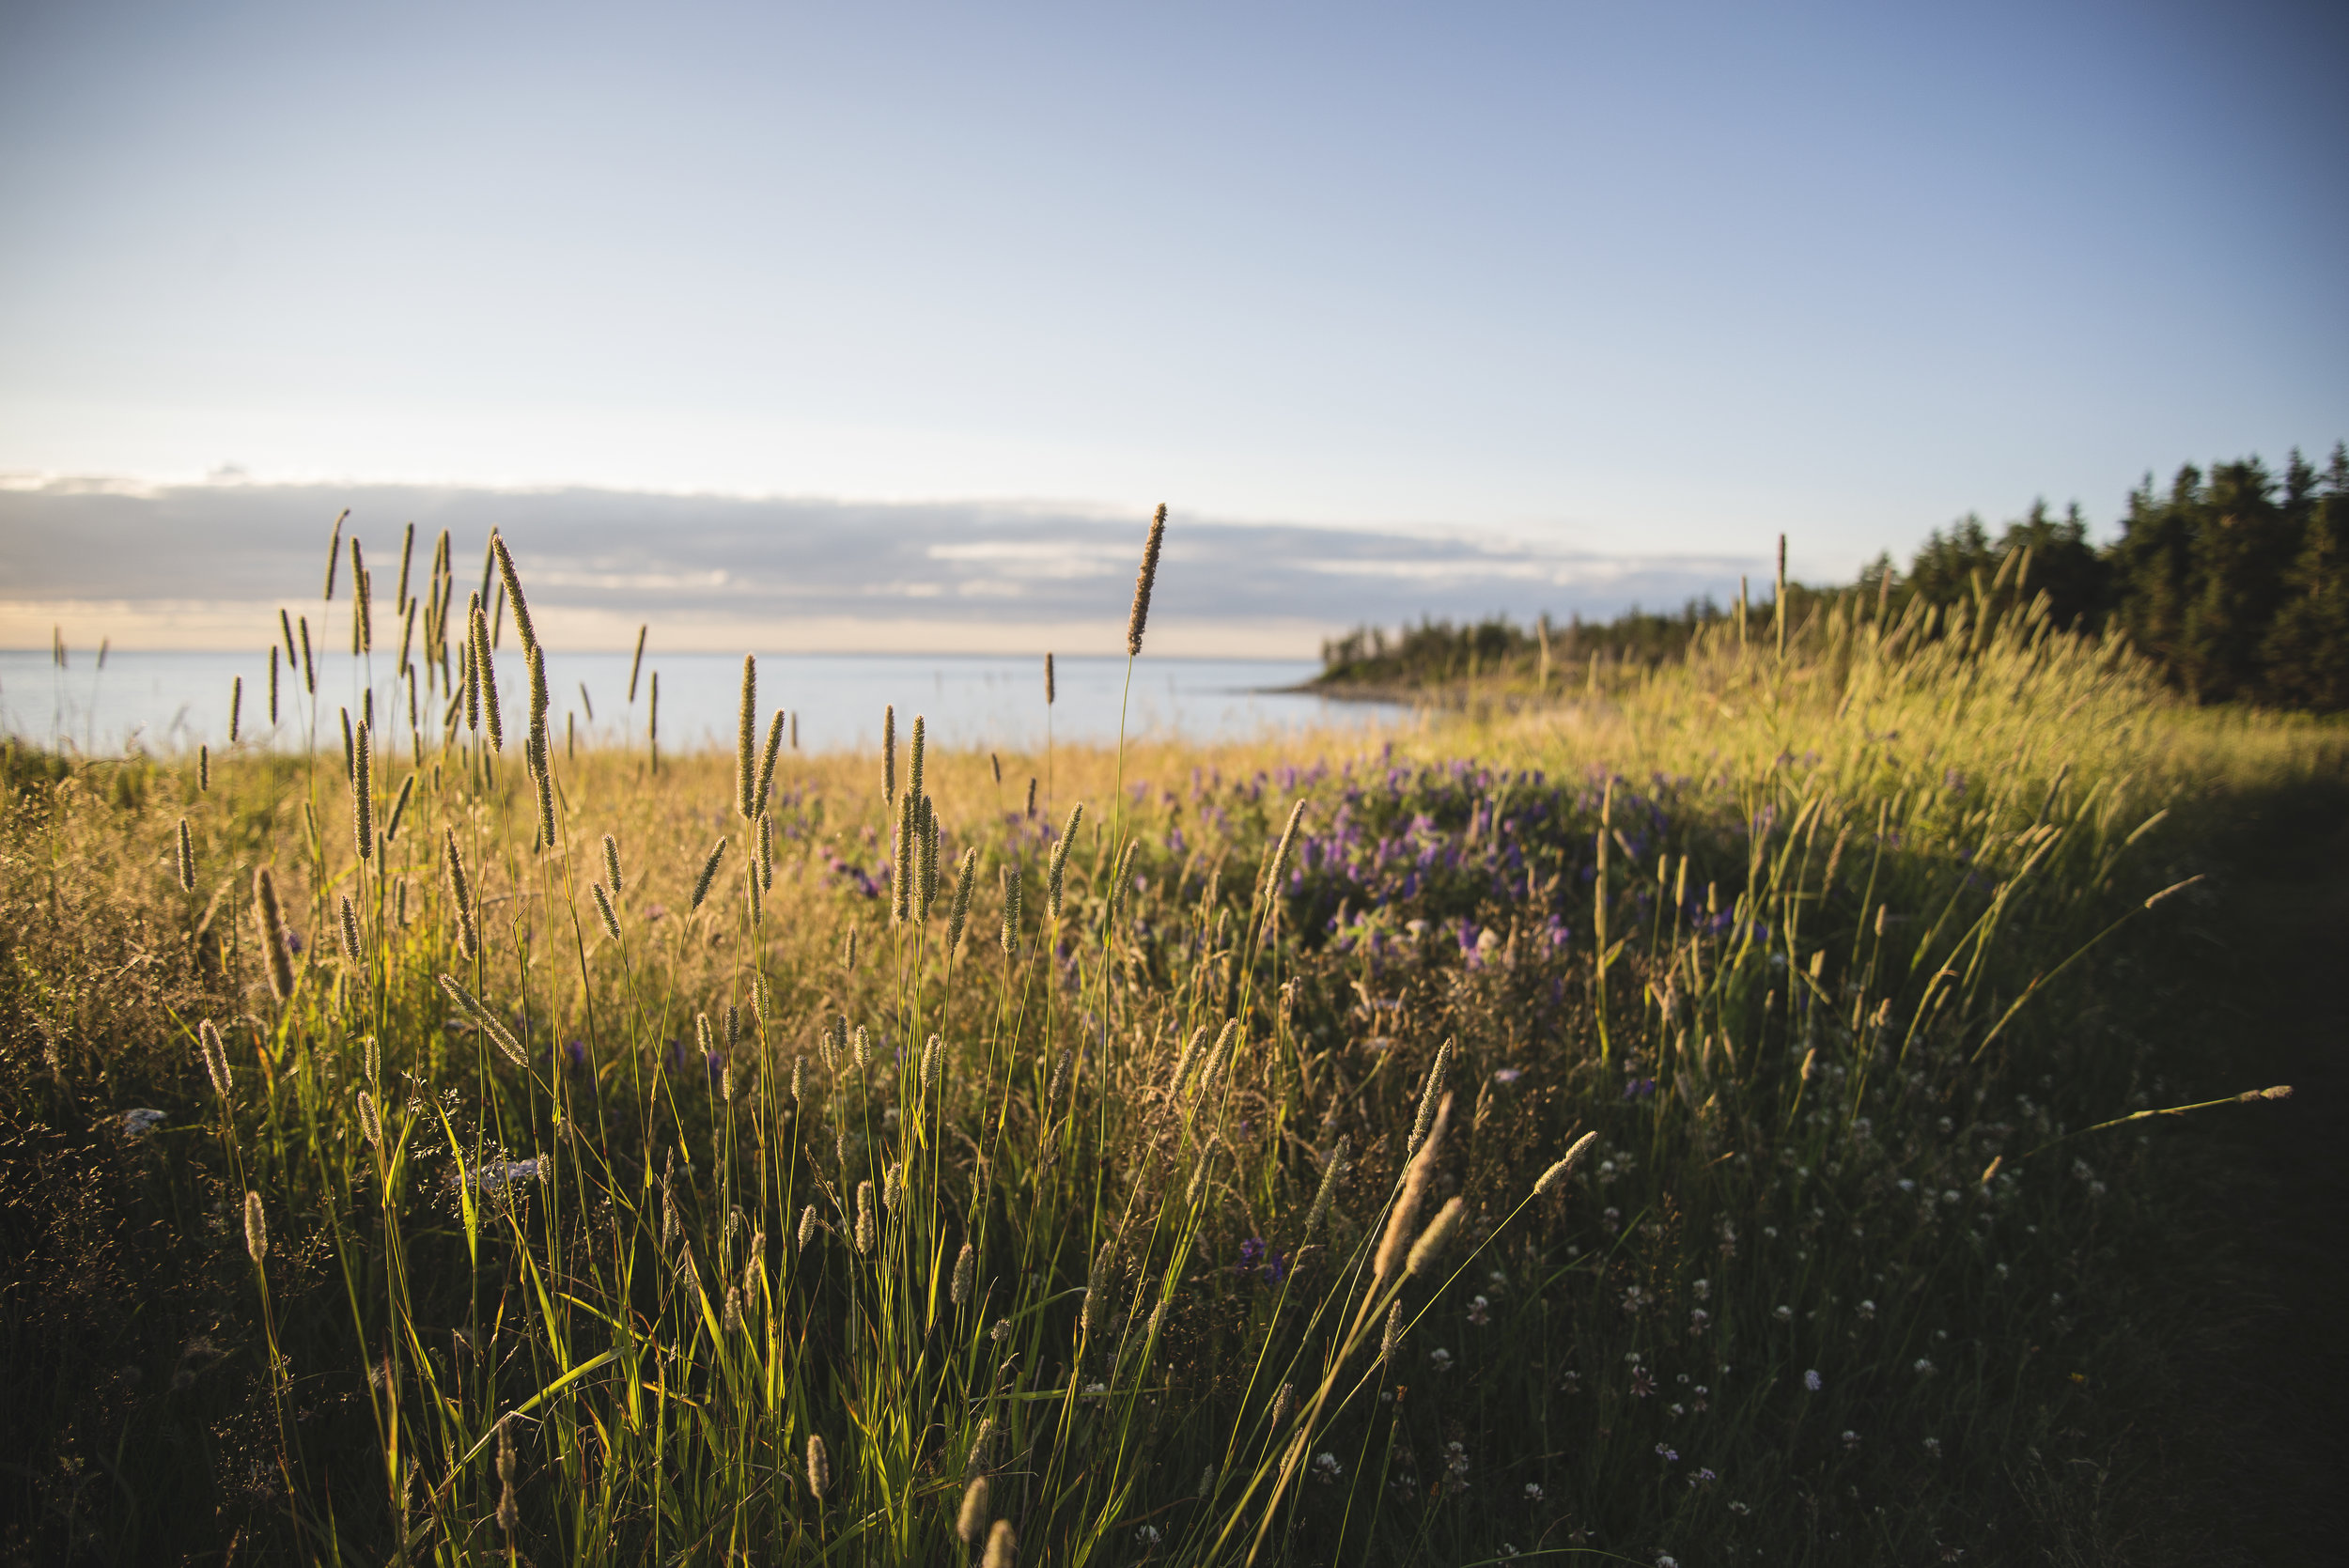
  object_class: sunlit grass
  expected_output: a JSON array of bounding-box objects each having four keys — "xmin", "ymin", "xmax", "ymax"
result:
[{"xmin": 3, "ymin": 552, "xmax": 2340, "ymax": 1565}]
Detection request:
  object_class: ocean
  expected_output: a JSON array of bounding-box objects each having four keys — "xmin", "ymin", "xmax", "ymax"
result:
[{"xmin": 0, "ymin": 648, "xmax": 1405, "ymax": 757}]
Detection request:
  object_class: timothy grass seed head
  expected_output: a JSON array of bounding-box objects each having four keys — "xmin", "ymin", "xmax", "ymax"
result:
[
  {"xmin": 253, "ymin": 868, "xmax": 297, "ymax": 1001},
  {"xmin": 1127, "ymin": 504, "xmax": 1167, "ymax": 657}
]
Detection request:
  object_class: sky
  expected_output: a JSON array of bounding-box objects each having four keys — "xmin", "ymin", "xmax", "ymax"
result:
[{"xmin": 2, "ymin": 0, "xmax": 2344, "ymax": 652}]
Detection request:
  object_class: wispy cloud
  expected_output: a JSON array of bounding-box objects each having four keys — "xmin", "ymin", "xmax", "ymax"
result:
[{"xmin": 0, "ymin": 478, "xmax": 1762, "ymax": 654}]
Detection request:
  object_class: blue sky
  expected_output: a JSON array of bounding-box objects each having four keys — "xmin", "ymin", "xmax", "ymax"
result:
[{"xmin": 2, "ymin": 0, "xmax": 2343, "ymax": 646}]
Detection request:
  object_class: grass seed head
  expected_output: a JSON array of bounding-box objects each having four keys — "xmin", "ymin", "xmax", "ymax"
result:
[
  {"xmin": 736, "ymin": 655, "xmax": 757, "ymax": 819},
  {"xmin": 1046, "ymin": 803, "xmax": 1083, "ymax": 920},
  {"xmin": 756, "ymin": 710, "xmax": 785, "ymax": 807},
  {"xmin": 437, "ymin": 974, "xmax": 526, "ymax": 1066},
  {"xmin": 1264, "ymin": 798, "xmax": 1307, "ymax": 897},
  {"xmin": 357, "ymin": 1088, "xmax": 381, "ymax": 1148},
  {"xmin": 690, "ymin": 836, "xmax": 727, "ymax": 910},
  {"xmin": 385, "ymin": 772, "xmax": 413, "ymax": 843},
  {"xmin": 1377, "ymin": 1091, "xmax": 1452, "ymax": 1290},
  {"xmin": 592, "ymin": 882, "xmax": 622, "ymax": 941},
  {"xmin": 1407, "ymin": 1194, "xmax": 1466, "ymax": 1276},
  {"xmin": 983, "ymin": 1517, "xmax": 1016, "ymax": 1568},
  {"xmin": 243, "ymin": 1191, "xmax": 268, "ymax": 1263},
  {"xmin": 1127, "ymin": 504, "xmax": 1167, "ymax": 657},
  {"xmin": 854, "ymin": 1181, "xmax": 876, "ymax": 1253},
  {"xmin": 338, "ymin": 895, "xmax": 365, "ymax": 969},
  {"xmin": 196, "ymin": 1018, "xmax": 232, "ymax": 1097},
  {"xmin": 882, "ymin": 704, "xmax": 896, "ymax": 802},
  {"xmin": 957, "ymin": 1476, "xmax": 990, "ymax": 1544},
  {"xmin": 176, "ymin": 818, "xmax": 195, "ymax": 892},
  {"xmin": 946, "ymin": 846, "xmax": 979, "ymax": 954},
  {"xmin": 253, "ymin": 868, "xmax": 297, "ymax": 1002},
  {"xmin": 1304, "ymin": 1136, "xmax": 1349, "ymax": 1238},
  {"xmin": 1044, "ymin": 651, "xmax": 1055, "ymax": 705},
  {"xmin": 893, "ymin": 786, "xmax": 916, "ymax": 924},
  {"xmin": 952, "ymin": 1241, "xmax": 975, "ymax": 1306},
  {"xmin": 919, "ymin": 796, "xmax": 940, "ymax": 915},
  {"xmin": 352, "ymin": 720, "xmax": 373, "ymax": 859},
  {"xmin": 601, "ymin": 833, "xmax": 623, "ymax": 897},
  {"xmin": 472, "ymin": 603, "xmax": 502, "ymax": 750},
  {"xmin": 1082, "ymin": 1237, "xmax": 1115, "ymax": 1336},
  {"xmin": 1000, "ymin": 863, "xmax": 1021, "ymax": 956},
  {"xmin": 444, "ymin": 831, "xmax": 479, "ymax": 958},
  {"xmin": 1200, "ymin": 1018, "xmax": 1241, "ymax": 1094},
  {"xmin": 799, "ymin": 1203, "xmax": 817, "ymax": 1250},
  {"xmin": 1408, "ymin": 1039, "xmax": 1453, "ymax": 1156},
  {"xmin": 1534, "ymin": 1130, "xmax": 1601, "ymax": 1196},
  {"xmin": 491, "ymin": 531, "xmax": 536, "ymax": 653}
]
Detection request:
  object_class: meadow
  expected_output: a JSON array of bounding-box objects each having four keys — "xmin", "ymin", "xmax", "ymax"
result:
[{"xmin": 2, "ymin": 522, "xmax": 2341, "ymax": 1566}]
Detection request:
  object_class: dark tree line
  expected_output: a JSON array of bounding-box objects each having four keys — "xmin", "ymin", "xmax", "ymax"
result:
[{"xmin": 1317, "ymin": 443, "xmax": 2349, "ymax": 712}]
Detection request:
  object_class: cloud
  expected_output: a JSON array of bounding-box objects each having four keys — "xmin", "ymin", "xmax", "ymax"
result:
[{"xmin": 0, "ymin": 477, "xmax": 1762, "ymax": 655}]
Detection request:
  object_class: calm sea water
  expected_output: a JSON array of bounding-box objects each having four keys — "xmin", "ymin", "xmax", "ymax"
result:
[{"xmin": 0, "ymin": 649, "xmax": 1404, "ymax": 756}]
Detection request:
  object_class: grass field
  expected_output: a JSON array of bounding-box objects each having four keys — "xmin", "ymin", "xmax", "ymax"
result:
[{"xmin": 3, "ymin": 535, "xmax": 2343, "ymax": 1566}]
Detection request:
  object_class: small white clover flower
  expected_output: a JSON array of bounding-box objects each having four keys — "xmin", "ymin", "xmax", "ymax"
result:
[
  {"xmin": 1774, "ymin": 1304, "xmax": 1795, "ymax": 1323},
  {"xmin": 1427, "ymin": 1347, "xmax": 1454, "ymax": 1372},
  {"xmin": 1691, "ymin": 1277, "xmax": 1711, "ymax": 1300},
  {"xmin": 1136, "ymin": 1524, "xmax": 1162, "ymax": 1545},
  {"xmin": 1523, "ymin": 1482, "xmax": 1544, "ymax": 1502},
  {"xmin": 1311, "ymin": 1452, "xmax": 1342, "ymax": 1484},
  {"xmin": 1923, "ymin": 1436, "xmax": 1943, "ymax": 1457},
  {"xmin": 1804, "ymin": 1369, "xmax": 1823, "ymax": 1391},
  {"xmin": 1914, "ymin": 1358, "xmax": 1936, "ymax": 1377}
]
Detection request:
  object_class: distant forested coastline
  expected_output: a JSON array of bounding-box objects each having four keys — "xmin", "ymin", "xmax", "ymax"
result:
[{"xmin": 1315, "ymin": 443, "xmax": 2349, "ymax": 711}]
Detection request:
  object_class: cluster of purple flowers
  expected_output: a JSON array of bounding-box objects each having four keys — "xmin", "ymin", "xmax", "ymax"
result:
[
  {"xmin": 1235, "ymin": 759, "xmax": 1729, "ymax": 955},
  {"xmin": 1235, "ymin": 1237, "xmax": 1288, "ymax": 1286}
]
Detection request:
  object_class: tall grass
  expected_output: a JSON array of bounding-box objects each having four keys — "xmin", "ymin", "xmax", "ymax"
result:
[{"xmin": 1, "ymin": 533, "xmax": 2340, "ymax": 1566}]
